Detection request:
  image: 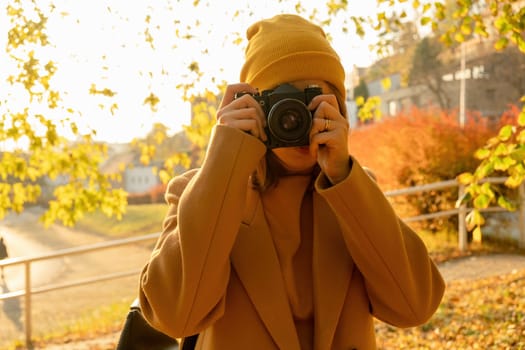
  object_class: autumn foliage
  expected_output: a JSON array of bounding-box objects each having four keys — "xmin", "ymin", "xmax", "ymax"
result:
[
  {"xmin": 349, "ymin": 107, "xmax": 516, "ymax": 230},
  {"xmin": 375, "ymin": 269, "xmax": 525, "ymax": 349},
  {"xmin": 126, "ymin": 183, "xmax": 167, "ymax": 205}
]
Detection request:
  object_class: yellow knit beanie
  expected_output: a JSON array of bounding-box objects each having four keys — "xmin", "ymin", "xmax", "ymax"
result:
[{"xmin": 240, "ymin": 14, "xmax": 346, "ymax": 112}]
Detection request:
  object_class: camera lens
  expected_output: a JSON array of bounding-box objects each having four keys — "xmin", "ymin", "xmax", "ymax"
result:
[
  {"xmin": 280, "ymin": 112, "xmax": 301, "ymax": 131},
  {"xmin": 267, "ymin": 99, "xmax": 312, "ymax": 143}
]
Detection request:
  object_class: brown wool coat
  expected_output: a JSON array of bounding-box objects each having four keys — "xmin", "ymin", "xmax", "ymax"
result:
[{"xmin": 139, "ymin": 125, "xmax": 445, "ymax": 350}]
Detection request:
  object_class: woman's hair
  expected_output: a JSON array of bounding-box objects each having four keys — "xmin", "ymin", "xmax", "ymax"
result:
[{"xmin": 250, "ymin": 151, "xmax": 288, "ymax": 192}]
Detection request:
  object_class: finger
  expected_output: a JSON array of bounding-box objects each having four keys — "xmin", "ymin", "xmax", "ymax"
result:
[
  {"xmin": 312, "ymin": 116, "xmax": 334, "ymax": 135},
  {"xmin": 308, "ymin": 94, "xmax": 339, "ymax": 111},
  {"xmin": 238, "ymin": 106, "xmax": 267, "ymax": 141},
  {"xmin": 219, "ymin": 83, "xmax": 258, "ymax": 109},
  {"xmin": 230, "ymin": 95, "xmax": 267, "ymax": 139},
  {"xmin": 217, "ymin": 107, "xmax": 267, "ymax": 141},
  {"xmin": 232, "ymin": 118, "xmax": 263, "ymax": 139},
  {"xmin": 309, "ymin": 130, "xmax": 346, "ymax": 162},
  {"xmin": 323, "ymin": 118, "xmax": 331, "ymax": 132},
  {"xmin": 309, "ymin": 117, "xmax": 348, "ymax": 152}
]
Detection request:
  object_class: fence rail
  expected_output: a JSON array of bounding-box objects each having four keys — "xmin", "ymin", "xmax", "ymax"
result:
[
  {"xmin": 383, "ymin": 176, "xmax": 525, "ymax": 252},
  {"xmin": 1, "ymin": 177, "xmax": 524, "ymax": 348},
  {"xmin": 0, "ymin": 232, "xmax": 161, "ymax": 348}
]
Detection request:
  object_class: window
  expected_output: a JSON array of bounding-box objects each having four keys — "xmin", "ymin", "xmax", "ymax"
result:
[{"xmin": 388, "ymin": 100, "xmax": 397, "ymax": 116}]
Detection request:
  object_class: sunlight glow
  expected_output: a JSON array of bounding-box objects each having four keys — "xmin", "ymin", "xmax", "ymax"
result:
[{"xmin": 2, "ymin": 1, "xmax": 378, "ymax": 144}]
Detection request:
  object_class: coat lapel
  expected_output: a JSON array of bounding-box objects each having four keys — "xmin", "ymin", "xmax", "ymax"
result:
[
  {"xmin": 230, "ymin": 187, "xmax": 301, "ymax": 350},
  {"xmin": 312, "ymin": 193, "xmax": 353, "ymax": 350}
]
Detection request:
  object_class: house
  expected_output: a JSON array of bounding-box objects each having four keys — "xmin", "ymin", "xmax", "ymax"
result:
[
  {"xmin": 122, "ymin": 162, "xmax": 162, "ymax": 195},
  {"xmin": 101, "ymin": 143, "xmax": 162, "ymax": 196},
  {"xmin": 350, "ymin": 36, "xmax": 524, "ymax": 121}
]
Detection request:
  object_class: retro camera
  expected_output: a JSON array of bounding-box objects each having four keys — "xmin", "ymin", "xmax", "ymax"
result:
[{"xmin": 235, "ymin": 83, "xmax": 322, "ymax": 149}]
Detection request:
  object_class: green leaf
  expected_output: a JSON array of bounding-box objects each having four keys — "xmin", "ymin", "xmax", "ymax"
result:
[
  {"xmin": 475, "ymin": 161, "xmax": 493, "ymax": 178},
  {"xmin": 493, "ymin": 156, "xmax": 515, "ymax": 171},
  {"xmin": 495, "ymin": 17, "xmax": 511, "ymax": 33},
  {"xmin": 519, "ymin": 110, "xmax": 525, "ymax": 126},
  {"xmin": 420, "ymin": 17, "xmax": 431, "ymax": 26},
  {"xmin": 474, "ymin": 148, "xmax": 491, "ymax": 160},
  {"xmin": 479, "ymin": 182, "xmax": 495, "ymax": 197},
  {"xmin": 494, "ymin": 37, "xmax": 509, "ymax": 50},
  {"xmin": 472, "ymin": 226, "xmax": 482, "ymax": 242},
  {"xmin": 457, "ymin": 172, "xmax": 474, "ymax": 184},
  {"xmin": 493, "ymin": 143, "xmax": 511, "ymax": 156},
  {"xmin": 519, "ymin": 36, "xmax": 525, "ymax": 53},
  {"xmin": 486, "ymin": 135, "xmax": 501, "ymax": 147},
  {"xmin": 517, "ymin": 130, "xmax": 525, "ymax": 144},
  {"xmin": 473, "ymin": 193, "xmax": 491, "ymax": 209},
  {"xmin": 466, "ymin": 209, "xmax": 485, "ymax": 230},
  {"xmin": 381, "ymin": 77, "xmax": 391, "ymax": 91},
  {"xmin": 460, "ymin": 20, "xmax": 472, "ymax": 35},
  {"xmin": 497, "ymin": 196, "xmax": 516, "ymax": 211},
  {"xmin": 498, "ymin": 125, "xmax": 514, "ymax": 141},
  {"xmin": 454, "ymin": 32, "xmax": 465, "ymax": 43},
  {"xmin": 472, "ymin": 210, "xmax": 485, "ymax": 226},
  {"xmin": 510, "ymin": 146, "xmax": 525, "ymax": 160},
  {"xmin": 505, "ymin": 173, "xmax": 524, "ymax": 188}
]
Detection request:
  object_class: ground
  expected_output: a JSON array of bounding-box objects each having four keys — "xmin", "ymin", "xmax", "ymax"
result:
[
  {"xmin": 0, "ymin": 208, "xmax": 154, "ymax": 350},
  {"xmin": 40, "ymin": 254, "xmax": 525, "ymax": 350},
  {"xmin": 1, "ymin": 208, "xmax": 525, "ymax": 349}
]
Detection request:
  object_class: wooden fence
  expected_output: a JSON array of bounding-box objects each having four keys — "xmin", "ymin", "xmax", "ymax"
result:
[{"xmin": 384, "ymin": 177, "xmax": 525, "ymax": 251}]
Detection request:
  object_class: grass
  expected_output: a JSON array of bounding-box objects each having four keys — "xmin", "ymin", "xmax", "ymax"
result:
[
  {"xmin": 23, "ymin": 298, "xmax": 135, "ymax": 350},
  {"xmin": 37, "ymin": 299, "xmax": 133, "ymax": 342},
  {"xmin": 73, "ymin": 203, "xmax": 167, "ymax": 238},
  {"xmin": 3, "ymin": 298, "xmax": 135, "ymax": 350},
  {"xmin": 417, "ymin": 228, "xmax": 525, "ymax": 264},
  {"xmin": 5, "ymin": 204, "xmax": 525, "ymax": 349}
]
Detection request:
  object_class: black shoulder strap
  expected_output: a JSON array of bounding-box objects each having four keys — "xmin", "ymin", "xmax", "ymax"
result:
[{"xmin": 180, "ymin": 333, "xmax": 199, "ymax": 350}]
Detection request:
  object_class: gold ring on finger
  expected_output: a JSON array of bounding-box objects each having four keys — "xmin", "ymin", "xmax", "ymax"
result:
[{"xmin": 324, "ymin": 118, "xmax": 330, "ymax": 132}]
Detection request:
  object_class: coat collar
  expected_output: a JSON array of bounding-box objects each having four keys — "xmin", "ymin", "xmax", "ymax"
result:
[
  {"xmin": 231, "ymin": 186, "xmax": 301, "ymax": 350},
  {"xmin": 230, "ymin": 187, "xmax": 353, "ymax": 350}
]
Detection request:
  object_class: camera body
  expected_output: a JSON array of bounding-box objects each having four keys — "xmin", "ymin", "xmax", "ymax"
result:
[{"xmin": 236, "ymin": 83, "xmax": 322, "ymax": 149}]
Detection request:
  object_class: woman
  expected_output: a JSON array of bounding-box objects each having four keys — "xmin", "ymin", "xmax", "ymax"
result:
[{"xmin": 139, "ymin": 14, "xmax": 445, "ymax": 350}]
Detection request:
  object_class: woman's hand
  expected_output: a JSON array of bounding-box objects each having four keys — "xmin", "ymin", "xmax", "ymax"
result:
[
  {"xmin": 216, "ymin": 83, "xmax": 267, "ymax": 143},
  {"xmin": 308, "ymin": 94, "xmax": 351, "ymax": 185}
]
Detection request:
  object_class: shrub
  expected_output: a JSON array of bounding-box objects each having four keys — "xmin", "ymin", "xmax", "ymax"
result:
[
  {"xmin": 349, "ymin": 106, "xmax": 509, "ymax": 231},
  {"xmin": 126, "ymin": 183, "xmax": 167, "ymax": 205}
]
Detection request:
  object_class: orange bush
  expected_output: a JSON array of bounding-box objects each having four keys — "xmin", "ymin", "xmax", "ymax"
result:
[
  {"xmin": 349, "ymin": 106, "xmax": 514, "ymax": 230},
  {"xmin": 350, "ymin": 106, "xmax": 497, "ymax": 190},
  {"xmin": 126, "ymin": 183, "xmax": 167, "ymax": 205}
]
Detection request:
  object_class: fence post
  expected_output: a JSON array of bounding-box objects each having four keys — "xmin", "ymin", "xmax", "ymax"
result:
[
  {"xmin": 25, "ymin": 262, "xmax": 32, "ymax": 348},
  {"xmin": 518, "ymin": 182, "xmax": 525, "ymax": 248},
  {"xmin": 458, "ymin": 184, "xmax": 468, "ymax": 252}
]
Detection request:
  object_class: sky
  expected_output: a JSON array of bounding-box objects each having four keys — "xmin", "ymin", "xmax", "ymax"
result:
[{"xmin": 1, "ymin": 0, "xmax": 383, "ymax": 144}]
